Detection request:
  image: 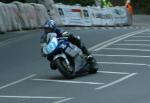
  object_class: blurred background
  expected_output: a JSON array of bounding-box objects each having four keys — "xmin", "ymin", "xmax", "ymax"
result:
[{"xmin": 0, "ymin": 0, "xmax": 150, "ymax": 14}]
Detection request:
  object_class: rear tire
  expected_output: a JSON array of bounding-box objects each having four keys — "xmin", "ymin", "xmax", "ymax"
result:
[{"xmin": 55, "ymin": 58, "xmax": 75, "ymax": 79}]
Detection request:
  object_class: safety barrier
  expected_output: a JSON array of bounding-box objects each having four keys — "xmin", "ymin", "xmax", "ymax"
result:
[
  {"xmin": 0, "ymin": 2, "xmax": 6, "ymax": 32},
  {"xmin": 0, "ymin": 2, "xmax": 49, "ymax": 33},
  {"xmin": 31, "ymin": 3, "xmax": 50, "ymax": 27},
  {"xmin": 88, "ymin": 7, "xmax": 115, "ymax": 26},
  {"xmin": 54, "ymin": 4, "xmax": 92, "ymax": 26},
  {"xmin": 112, "ymin": 6, "xmax": 128, "ymax": 26},
  {"xmin": 53, "ymin": 4, "xmax": 132, "ymax": 27},
  {"xmin": 0, "ymin": 2, "xmax": 132, "ymax": 33}
]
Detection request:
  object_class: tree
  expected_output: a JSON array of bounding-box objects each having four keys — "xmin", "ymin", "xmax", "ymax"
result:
[
  {"xmin": 132, "ymin": 0, "xmax": 150, "ymax": 14},
  {"xmin": 54, "ymin": 0, "xmax": 95, "ymax": 6},
  {"xmin": 0, "ymin": 0, "xmax": 25, "ymax": 3},
  {"xmin": 25, "ymin": 0, "xmax": 37, "ymax": 3}
]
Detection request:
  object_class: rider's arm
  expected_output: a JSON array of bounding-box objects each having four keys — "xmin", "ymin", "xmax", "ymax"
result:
[{"xmin": 40, "ymin": 33, "xmax": 47, "ymax": 43}]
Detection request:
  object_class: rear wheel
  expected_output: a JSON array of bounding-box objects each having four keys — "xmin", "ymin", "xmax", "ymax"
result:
[{"xmin": 55, "ymin": 58, "xmax": 75, "ymax": 79}]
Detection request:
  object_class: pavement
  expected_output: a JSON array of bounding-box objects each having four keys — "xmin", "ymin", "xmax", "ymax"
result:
[
  {"xmin": 133, "ymin": 15, "xmax": 150, "ymax": 26},
  {"xmin": 0, "ymin": 15, "xmax": 150, "ymax": 103}
]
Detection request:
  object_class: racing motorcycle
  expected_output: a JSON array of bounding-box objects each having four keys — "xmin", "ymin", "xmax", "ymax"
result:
[{"xmin": 41, "ymin": 33, "xmax": 98, "ymax": 79}]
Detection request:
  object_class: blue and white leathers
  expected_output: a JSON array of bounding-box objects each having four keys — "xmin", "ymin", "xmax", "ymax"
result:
[{"xmin": 42, "ymin": 33, "xmax": 58, "ymax": 55}]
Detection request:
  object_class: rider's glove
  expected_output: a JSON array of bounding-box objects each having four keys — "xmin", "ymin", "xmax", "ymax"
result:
[{"xmin": 62, "ymin": 31, "xmax": 70, "ymax": 37}]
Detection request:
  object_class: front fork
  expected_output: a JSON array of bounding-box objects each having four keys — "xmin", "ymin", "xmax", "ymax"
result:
[{"xmin": 53, "ymin": 53, "xmax": 71, "ymax": 70}]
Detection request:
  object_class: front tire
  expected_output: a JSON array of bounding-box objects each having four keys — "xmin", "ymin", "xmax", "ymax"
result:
[{"xmin": 55, "ymin": 58, "xmax": 75, "ymax": 79}]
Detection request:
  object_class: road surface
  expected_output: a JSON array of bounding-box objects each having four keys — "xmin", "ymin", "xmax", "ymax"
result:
[{"xmin": 0, "ymin": 25, "xmax": 150, "ymax": 103}]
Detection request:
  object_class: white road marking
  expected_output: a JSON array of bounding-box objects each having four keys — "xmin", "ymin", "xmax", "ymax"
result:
[
  {"xmin": 124, "ymin": 40, "xmax": 150, "ymax": 42},
  {"xmin": 97, "ymin": 61, "xmax": 149, "ymax": 66},
  {"xmin": 88, "ymin": 30, "xmax": 148, "ymax": 51},
  {"xmin": 95, "ymin": 73, "xmax": 137, "ymax": 90},
  {"xmin": 103, "ymin": 47, "xmax": 150, "ymax": 52},
  {"xmin": 91, "ymin": 29, "xmax": 150, "ymax": 51},
  {"xmin": 0, "ymin": 95, "xmax": 65, "ymax": 99},
  {"xmin": 31, "ymin": 79, "xmax": 105, "ymax": 85},
  {"xmin": 53, "ymin": 98, "xmax": 73, "ymax": 103},
  {"xmin": 0, "ymin": 74, "xmax": 36, "ymax": 90},
  {"xmin": 113, "ymin": 44, "xmax": 150, "ymax": 47},
  {"xmin": 93, "ymin": 54, "xmax": 150, "ymax": 58},
  {"xmin": 98, "ymin": 71, "xmax": 129, "ymax": 75}
]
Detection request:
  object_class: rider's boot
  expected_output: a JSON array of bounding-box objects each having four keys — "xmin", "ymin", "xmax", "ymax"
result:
[{"xmin": 81, "ymin": 45, "xmax": 94, "ymax": 62}]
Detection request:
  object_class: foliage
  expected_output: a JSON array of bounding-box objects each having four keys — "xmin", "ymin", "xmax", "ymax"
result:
[
  {"xmin": 131, "ymin": 0, "xmax": 150, "ymax": 14},
  {"xmin": 25, "ymin": 0, "xmax": 37, "ymax": 3},
  {"xmin": 54, "ymin": 0, "xmax": 95, "ymax": 6},
  {"xmin": 0, "ymin": 0, "xmax": 37, "ymax": 3},
  {"xmin": 0, "ymin": 0, "xmax": 25, "ymax": 3},
  {"xmin": 1, "ymin": 0, "xmax": 150, "ymax": 14}
]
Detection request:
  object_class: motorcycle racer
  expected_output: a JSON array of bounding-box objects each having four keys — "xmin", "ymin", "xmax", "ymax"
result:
[{"xmin": 40, "ymin": 19, "xmax": 93, "ymax": 61}]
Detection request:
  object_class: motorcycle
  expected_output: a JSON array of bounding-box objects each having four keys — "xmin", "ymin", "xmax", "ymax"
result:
[{"xmin": 41, "ymin": 33, "xmax": 99, "ymax": 79}]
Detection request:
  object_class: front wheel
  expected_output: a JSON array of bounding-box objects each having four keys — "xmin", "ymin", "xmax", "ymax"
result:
[{"xmin": 55, "ymin": 58, "xmax": 75, "ymax": 79}]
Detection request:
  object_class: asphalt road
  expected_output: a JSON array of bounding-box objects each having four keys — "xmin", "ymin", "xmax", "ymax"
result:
[{"xmin": 0, "ymin": 26, "xmax": 150, "ymax": 103}]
